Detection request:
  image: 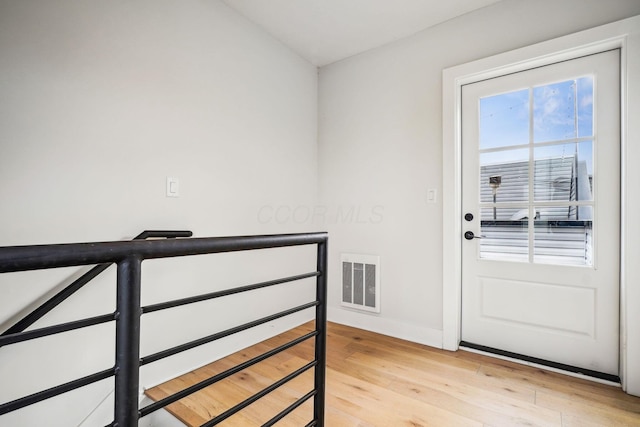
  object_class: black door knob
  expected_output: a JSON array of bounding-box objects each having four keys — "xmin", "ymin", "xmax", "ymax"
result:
[
  {"xmin": 464, "ymin": 231, "xmax": 476, "ymax": 240},
  {"xmin": 464, "ymin": 213, "xmax": 474, "ymax": 221}
]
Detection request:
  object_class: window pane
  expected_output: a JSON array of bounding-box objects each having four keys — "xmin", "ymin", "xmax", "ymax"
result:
[
  {"xmin": 534, "ymin": 80, "xmax": 577, "ymax": 142},
  {"xmin": 534, "ymin": 142, "xmax": 593, "ymax": 204},
  {"xmin": 577, "ymin": 76, "xmax": 593, "ymax": 138},
  {"xmin": 480, "ymin": 149, "xmax": 529, "ymax": 203},
  {"xmin": 534, "ymin": 217, "xmax": 592, "ymax": 266},
  {"xmin": 480, "ymin": 88, "xmax": 529, "ymax": 149},
  {"xmin": 480, "ymin": 207, "xmax": 529, "ymax": 262}
]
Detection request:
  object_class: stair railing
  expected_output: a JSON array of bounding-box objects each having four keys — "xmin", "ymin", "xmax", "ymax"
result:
[
  {"xmin": 1, "ymin": 230, "xmax": 193, "ymax": 337},
  {"xmin": 0, "ymin": 232, "xmax": 328, "ymax": 427}
]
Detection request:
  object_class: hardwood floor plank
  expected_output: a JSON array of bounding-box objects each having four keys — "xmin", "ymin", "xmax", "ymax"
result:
[
  {"xmin": 342, "ymin": 349, "xmax": 557, "ymax": 426},
  {"xmin": 145, "ymin": 321, "xmax": 640, "ymax": 426},
  {"xmin": 477, "ymin": 363, "xmax": 640, "ymax": 414},
  {"xmin": 324, "ymin": 406, "xmax": 376, "ymax": 427},
  {"xmin": 326, "ymin": 368, "xmax": 482, "ymax": 427},
  {"xmin": 345, "ymin": 349, "xmax": 536, "ymax": 403},
  {"xmin": 345, "ymin": 340, "xmax": 481, "ymax": 373},
  {"xmin": 387, "ymin": 377, "xmax": 559, "ymax": 427},
  {"xmin": 536, "ymin": 391, "xmax": 640, "ymax": 427}
]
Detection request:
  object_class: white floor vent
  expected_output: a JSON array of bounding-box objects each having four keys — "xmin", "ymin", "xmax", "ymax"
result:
[{"xmin": 341, "ymin": 253, "xmax": 380, "ymax": 313}]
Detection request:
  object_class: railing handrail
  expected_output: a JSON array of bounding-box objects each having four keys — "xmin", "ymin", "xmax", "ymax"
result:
[
  {"xmin": 0, "ymin": 232, "xmax": 326, "ymax": 273},
  {"xmin": 1, "ymin": 230, "xmax": 192, "ymax": 336},
  {"xmin": 480, "ymin": 219, "xmax": 592, "ymax": 227},
  {"xmin": 134, "ymin": 230, "xmax": 193, "ymax": 240},
  {"xmin": 0, "ymin": 232, "xmax": 328, "ymax": 427}
]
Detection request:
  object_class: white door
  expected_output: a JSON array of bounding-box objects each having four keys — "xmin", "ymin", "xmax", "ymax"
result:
[{"xmin": 461, "ymin": 50, "xmax": 620, "ymax": 377}]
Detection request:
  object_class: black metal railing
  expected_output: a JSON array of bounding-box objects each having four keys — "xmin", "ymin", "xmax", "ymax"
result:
[
  {"xmin": 0, "ymin": 232, "xmax": 328, "ymax": 427},
  {"xmin": 1, "ymin": 230, "xmax": 193, "ymax": 337}
]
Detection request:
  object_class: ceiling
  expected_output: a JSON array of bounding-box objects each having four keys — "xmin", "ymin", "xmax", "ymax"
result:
[{"xmin": 222, "ymin": 0, "xmax": 502, "ymax": 66}]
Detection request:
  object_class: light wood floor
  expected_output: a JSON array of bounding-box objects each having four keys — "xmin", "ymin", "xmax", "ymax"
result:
[{"xmin": 146, "ymin": 321, "xmax": 640, "ymax": 426}]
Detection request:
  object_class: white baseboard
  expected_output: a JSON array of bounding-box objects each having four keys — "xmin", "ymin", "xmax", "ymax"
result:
[{"xmin": 327, "ymin": 307, "xmax": 443, "ymax": 349}]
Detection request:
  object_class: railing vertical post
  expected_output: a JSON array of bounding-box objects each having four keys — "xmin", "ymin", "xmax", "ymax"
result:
[
  {"xmin": 313, "ymin": 239, "xmax": 328, "ymax": 426},
  {"xmin": 114, "ymin": 256, "xmax": 142, "ymax": 427}
]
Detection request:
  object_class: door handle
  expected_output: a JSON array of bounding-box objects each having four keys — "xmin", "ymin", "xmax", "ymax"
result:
[{"xmin": 464, "ymin": 231, "xmax": 483, "ymax": 240}]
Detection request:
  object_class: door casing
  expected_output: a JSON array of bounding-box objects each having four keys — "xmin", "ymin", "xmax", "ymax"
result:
[{"xmin": 442, "ymin": 15, "xmax": 640, "ymax": 395}]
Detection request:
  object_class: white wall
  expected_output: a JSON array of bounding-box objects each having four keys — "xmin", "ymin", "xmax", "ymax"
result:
[
  {"xmin": 319, "ymin": 0, "xmax": 640, "ymax": 345},
  {"xmin": 3, "ymin": 0, "xmax": 640, "ymax": 424},
  {"xmin": 0, "ymin": 1, "xmax": 318, "ymax": 425}
]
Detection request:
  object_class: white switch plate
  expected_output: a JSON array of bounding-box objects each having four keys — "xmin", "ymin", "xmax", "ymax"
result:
[
  {"xmin": 427, "ymin": 188, "xmax": 437, "ymax": 203},
  {"xmin": 166, "ymin": 177, "xmax": 179, "ymax": 197}
]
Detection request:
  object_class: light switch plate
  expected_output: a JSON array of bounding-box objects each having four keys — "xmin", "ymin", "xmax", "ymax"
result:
[
  {"xmin": 166, "ymin": 177, "xmax": 179, "ymax": 197},
  {"xmin": 427, "ymin": 188, "xmax": 437, "ymax": 203}
]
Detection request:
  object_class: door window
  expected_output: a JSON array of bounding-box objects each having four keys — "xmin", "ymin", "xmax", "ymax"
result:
[{"xmin": 478, "ymin": 77, "xmax": 595, "ymax": 266}]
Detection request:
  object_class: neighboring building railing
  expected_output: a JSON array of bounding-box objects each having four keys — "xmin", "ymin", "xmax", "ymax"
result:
[
  {"xmin": 0, "ymin": 232, "xmax": 328, "ymax": 426},
  {"xmin": 479, "ymin": 220, "xmax": 592, "ymax": 265}
]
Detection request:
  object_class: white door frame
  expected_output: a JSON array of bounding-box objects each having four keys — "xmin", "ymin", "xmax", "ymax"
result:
[{"xmin": 442, "ymin": 15, "xmax": 640, "ymax": 395}]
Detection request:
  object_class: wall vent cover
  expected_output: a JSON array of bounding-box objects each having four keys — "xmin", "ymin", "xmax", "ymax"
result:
[{"xmin": 341, "ymin": 253, "xmax": 380, "ymax": 313}]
